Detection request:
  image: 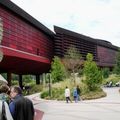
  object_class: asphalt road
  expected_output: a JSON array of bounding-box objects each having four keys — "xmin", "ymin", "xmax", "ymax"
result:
[{"xmin": 31, "ymin": 87, "xmax": 120, "ymax": 120}]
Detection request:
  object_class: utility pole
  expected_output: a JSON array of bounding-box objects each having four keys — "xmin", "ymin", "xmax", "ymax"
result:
[{"xmin": 48, "ymin": 73, "xmax": 51, "ymax": 97}]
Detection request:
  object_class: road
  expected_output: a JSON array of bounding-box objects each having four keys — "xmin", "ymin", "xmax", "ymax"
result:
[{"xmin": 31, "ymin": 87, "xmax": 120, "ymax": 120}]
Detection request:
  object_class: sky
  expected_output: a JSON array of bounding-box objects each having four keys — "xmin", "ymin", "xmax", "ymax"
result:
[{"xmin": 11, "ymin": 0, "xmax": 120, "ymax": 47}]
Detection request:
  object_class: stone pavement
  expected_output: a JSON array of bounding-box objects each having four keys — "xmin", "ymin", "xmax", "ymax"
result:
[
  {"xmin": 27, "ymin": 87, "xmax": 120, "ymax": 120},
  {"xmin": 26, "ymin": 93, "xmax": 44, "ymax": 120}
]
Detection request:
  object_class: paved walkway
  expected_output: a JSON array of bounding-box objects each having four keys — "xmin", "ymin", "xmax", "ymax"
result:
[{"xmin": 27, "ymin": 87, "xmax": 120, "ymax": 120}]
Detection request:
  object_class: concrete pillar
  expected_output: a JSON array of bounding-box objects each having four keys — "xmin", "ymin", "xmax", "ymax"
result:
[
  {"xmin": 39, "ymin": 74, "xmax": 42, "ymax": 84},
  {"xmin": 18, "ymin": 75, "xmax": 23, "ymax": 89},
  {"xmin": 7, "ymin": 72, "xmax": 12, "ymax": 86},
  {"xmin": 36, "ymin": 74, "xmax": 40, "ymax": 84},
  {"xmin": 48, "ymin": 73, "xmax": 51, "ymax": 97},
  {"xmin": 43, "ymin": 73, "xmax": 46, "ymax": 87}
]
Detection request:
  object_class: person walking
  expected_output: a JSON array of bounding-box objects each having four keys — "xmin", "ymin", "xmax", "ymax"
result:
[
  {"xmin": 0, "ymin": 84, "xmax": 13, "ymax": 120},
  {"xmin": 65, "ymin": 86, "xmax": 72, "ymax": 103},
  {"xmin": 9, "ymin": 86, "xmax": 34, "ymax": 120},
  {"xmin": 76, "ymin": 85, "xmax": 81, "ymax": 101},
  {"xmin": 73, "ymin": 87, "xmax": 78, "ymax": 103}
]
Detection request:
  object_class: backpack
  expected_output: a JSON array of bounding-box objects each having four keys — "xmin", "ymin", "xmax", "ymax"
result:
[{"xmin": 2, "ymin": 101, "xmax": 7, "ymax": 120}]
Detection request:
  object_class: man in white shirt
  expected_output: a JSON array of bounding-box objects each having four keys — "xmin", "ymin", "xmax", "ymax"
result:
[{"xmin": 65, "ymin": 86, "xmax": 72, "ymax": 103}]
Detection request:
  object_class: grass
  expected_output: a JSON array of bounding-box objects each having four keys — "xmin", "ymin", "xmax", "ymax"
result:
[
  {"xmin": 103, "ymin": 74, "xmax": 120, "ymax": 85},
  {"xmin": 81, "ymin": 89, "xmax": 106, "ymax": 100},
  {"xmin": 23, "ymin": 84, "xmax": 43, "ymax": 95},
  {"xmin": 41, "ymin": 78, "xmax": 106, "ymax": 100},
  {"xmin": 11, "ymin": 75, "xmax": 118, "ymax": 100}
]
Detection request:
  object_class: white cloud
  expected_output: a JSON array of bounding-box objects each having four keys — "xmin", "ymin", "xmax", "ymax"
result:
[{"xmin": 11, "ymin": 0, "xmax": 120, "ymax": 47}]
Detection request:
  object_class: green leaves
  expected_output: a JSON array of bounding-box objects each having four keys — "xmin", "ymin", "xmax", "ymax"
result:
[
  {"xmin": 83, "ymin": 53, "xmax": 102, "ymax": 91},
  {"xmin": 113, "ymin": 49, "xmax": 120, "ymax": 75},
  {"xmin": 50, "ymin": 56, "xmax": 66, "ymax": 83}
]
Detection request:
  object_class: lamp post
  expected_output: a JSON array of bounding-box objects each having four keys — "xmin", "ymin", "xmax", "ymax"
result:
[
  {"xmin": 0, "ymin": 18, "xmax": 3, "ymax": 62},
  {"xmin": 48, "ymin": 73, "xmax": 51, "ymax": 97}
]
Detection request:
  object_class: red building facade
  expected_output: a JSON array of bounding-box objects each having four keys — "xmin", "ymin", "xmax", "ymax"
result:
[
  {"xmin": 0, "ymin": 0, "xmax": 54, "ymax": 73},
  {"xmin": 54, "ymin": 26, "xmax": 118, "ymax": 69},
  {"xmin": 0, "ymin": 0, "xmax": 54, "ymax": 85},
  {"xmin": 0, "ymin": 0, "xmax": 119, "ymax": 86}
]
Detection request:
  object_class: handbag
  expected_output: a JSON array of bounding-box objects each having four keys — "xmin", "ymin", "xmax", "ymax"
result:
[{"xmin": 2, "ymin": 101, "xmax": 7, "ymax": 120}]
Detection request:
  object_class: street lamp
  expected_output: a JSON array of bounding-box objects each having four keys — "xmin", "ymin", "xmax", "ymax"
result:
[
  {"xmin": 48, "ymin": 73, "xmax": 51, "ymax": 97},
  {"xmin": 0, "ymin": 18, "xmax": 3, "ymax": 62}
]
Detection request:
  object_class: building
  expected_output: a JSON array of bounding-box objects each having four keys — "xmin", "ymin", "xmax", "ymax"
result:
[
  {"xmin": 0, "ymin": 0, "xmax": 119, "ymax": 86},
  {"xmin": 0, "ymin": 0, "xmax": 54, "ymax": 86},
  {"xmin": 54, "ymin": 26, "xmax": 118, "ymax": 69}
]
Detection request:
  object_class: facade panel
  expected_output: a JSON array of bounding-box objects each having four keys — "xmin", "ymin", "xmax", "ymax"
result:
[
  {"xmin": 0, "ymin": 0, "xmax": 54, "ymax": 74},
  {"xmin": 54, "ymin": 26, "xmax": 98, "ymax": 61},
  {"xmin": 97, "ymin": 46, "xmax": 117, "ymax": 67},
  {"xmin": 0, "ymin": 0, "xmax": 119, "ymax": 75},
  {"xmin": 0, "ymin": 5, "xmax": 54, "ymax": 59},
  {"xmin": 54, "ymin": 26, "xmax": 118, "ymax": 68}
]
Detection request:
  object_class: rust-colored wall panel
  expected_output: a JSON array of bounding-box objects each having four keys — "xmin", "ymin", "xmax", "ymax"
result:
[
  {"xmin": 54, "ymin": 26, "xmax": 118, "ymax": 68},
  {"xmin": 0, "ymin": 6, "xmax": 54, "ymax": 59},
  {"xmin": 54, "ymin": 32, "xmax": 98, "ymax": 61},
  {"xmin": 97, "ymin": 46, "xmax": 117, "ymax": 66}
]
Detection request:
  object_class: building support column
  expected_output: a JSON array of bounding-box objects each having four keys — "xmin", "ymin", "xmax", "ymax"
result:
[
  {"xmin": 36, "ymin": 74, "xmax": 40, "ymax": 84},
  {"xmin": 7, "ymin": 72, "xmax": 12, "ymax": 86},
  {"xmin": 43, "ymin": 73, "xmax": 46, "ymax": 87},
  {"xmin": 40, "ymin": 74, "xmax": 43, "ymax": 84},
  {"xmin": 19, "ymin": 75, "xmax": 23, "ymax": 89}
]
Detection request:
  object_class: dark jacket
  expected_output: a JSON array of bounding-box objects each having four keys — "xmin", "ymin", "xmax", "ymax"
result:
[
  {"xmin": 10, "ymin": 95, "xmax": 34, "ymax": 120},
  {"xmin": 77, "ymin": 87, "xmax": 81, "ymax": 95}
]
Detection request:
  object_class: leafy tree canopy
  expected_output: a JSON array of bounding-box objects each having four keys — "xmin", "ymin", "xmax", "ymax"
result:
[
  {"xmin": 113, "ymin": 49, "xmax": 120, "ymax": 75},
  {"xmin": 50, "ymin": 56, "xmax": 66, "ymax": 83},
  {"xmin": 83, "ymin": 53, "xmax": 102, "ymax": 91}
]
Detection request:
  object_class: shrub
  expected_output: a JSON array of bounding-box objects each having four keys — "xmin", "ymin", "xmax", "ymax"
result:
[
  {"xmin": 23, "ymin": 84, "xmax": 43, "ymax": 95},
  {"xmin": 102, "ymin": 68, "xmax": 110, "ymax": 78},
  {"xmin": 81, "ymin": 88, "xmax": 106, "ymax": 100},
  {"xmin": 41, "ymin": 77, "xmax": 106, "ymax": 101},
  {"xmin": 113, "ymin": 49, "xmax": 120, "ymax": 75},
  {"xmin": 103, "ymin": 74, "xmax": 120, "ymax": 85},
  {"xmin": 83, "ymin": 53, "xmax": 103, "ymax": 91},
  {"xmin": 41, "ymin": 87, "xmax": 65, "ymax": 100},
  {"xmin": 41, "ymin": 90, "xmax": 50, "ymax": 99},
  {"xmin": 50, "ymin": 56, "xmax": 67, "ymax": 83}
]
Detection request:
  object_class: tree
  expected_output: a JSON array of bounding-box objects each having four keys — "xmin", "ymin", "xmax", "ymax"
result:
[
  {"xmin": 83, "ymin": 53, "xmax": 102, "ymax": 91},
  {"xmin": 50, "ymin": 56, "xmax": 66, "ymax": 83},
  {"xmin": 63, "ymin": 45, "xmax": 82, "ymax": 84},
  {"xmin": 113, "ymin": 49, "xmax": 120, "ymax": 75},
  {"xmin": 102, "ymin": 67, "xmax": 110, "ymax": 78}
]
